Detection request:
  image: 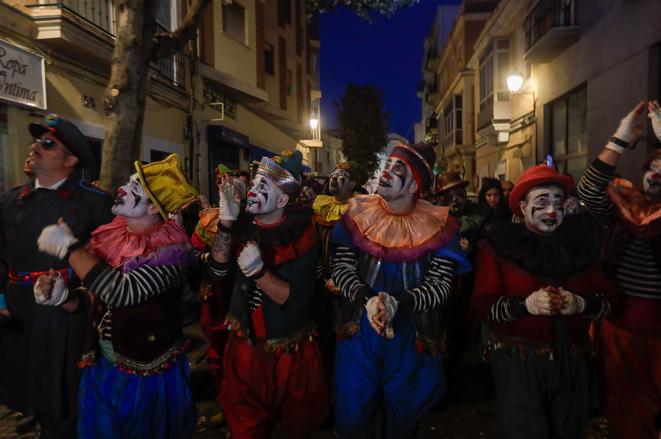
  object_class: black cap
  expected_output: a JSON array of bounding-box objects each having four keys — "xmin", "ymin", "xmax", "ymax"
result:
[{"xmin": 29, "ymin": 114, "xmax": 93, "ymax": 169}]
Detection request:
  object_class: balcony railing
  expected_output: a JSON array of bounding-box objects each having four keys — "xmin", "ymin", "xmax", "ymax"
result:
[
  {"xmin": 524, "ymin": 0, "xmax": 576, "ymax": 52},
  {"xmin": 60, "ymin": 0, "xmax": 117, "ymax": 35}
]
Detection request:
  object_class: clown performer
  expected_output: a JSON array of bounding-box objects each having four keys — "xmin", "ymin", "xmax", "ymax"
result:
[
  {"xmin": 311, "ymin": 162, "xmax": 358, "ymax": 390},
  {"xmin": 206, "ymin": 150, "xmax": 329, "ymax": 438},
  {"xmin": 473, "ymin": 164, "xmax": 616, "ymax": 439},
  {"xmin": 577, "ymin": 101, "xmax": 661, "ymax": 439},
  {"xmin": 35, "ymin": 154, "xmax": 198, "ymax": 438},
  {"xmin": 190, "ymin": 163, "xmax": 246, "ymax": 417},
  {"xmin": 330, "ymin": 142, "xmax": 469, "ymax": 437}
]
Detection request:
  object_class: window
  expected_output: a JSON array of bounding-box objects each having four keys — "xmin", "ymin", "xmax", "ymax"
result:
[
  {"xmin": 264, "ymin": 43, "xmax": 275, "ymax": 75},
  {"xmin": 550, "ymin": 85, "xmax": 587, "ymax": 179},
  {"xmin": 223, "ymin": 2, "xmax": 246, "ymax": 43},
  {"xmin": 278, "ymin": 0, "xmax": 292, "ymax": 27},
  {"xmin": 440, "ymin": 95, "xmax": 463, "ymax": 147},
  {"xmin": 479, "ymin": 39, "xmax": 510, "ymax": 111},
  {"xmin": 154, "ymin": 1, "xmax": 184, "ymax": 85},
  {"xmin": 286, "ymin": 69, "xmax": 293, "ymax": 95}
]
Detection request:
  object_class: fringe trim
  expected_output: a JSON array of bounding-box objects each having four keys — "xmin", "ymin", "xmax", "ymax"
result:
[
  {"xmin": 335, "ymin": 320, "xmax": 447, "ymax": 356},
  {"xmin": 225, "ymin": 314, "xmax": 318, "ymax": 353},
  {"xmin": 484, "ymin": 330, "xmax": 592, "ymax": 360},
  {"xmin": 77, "ymin": 339, "xmax": 190, "ymax": 376}
]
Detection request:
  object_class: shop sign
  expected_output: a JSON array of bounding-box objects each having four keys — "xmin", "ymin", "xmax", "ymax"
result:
[{"xmin": 0, "ymin": 40, "xmax": 47, "ymax": 110}]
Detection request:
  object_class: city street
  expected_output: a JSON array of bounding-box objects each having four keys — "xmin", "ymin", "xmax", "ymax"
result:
[{"xmin": 0, "ymin": 308, "xmax": 614, "ymax": 438}]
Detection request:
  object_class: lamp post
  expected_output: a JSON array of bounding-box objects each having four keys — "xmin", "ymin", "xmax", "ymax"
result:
[{"xmin": 507, "ymin": 70, "xmax": 537, "ymax": 166}]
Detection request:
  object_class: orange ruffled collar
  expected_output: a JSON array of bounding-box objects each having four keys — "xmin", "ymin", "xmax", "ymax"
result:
[
  {"xmin": 608, "ymin": 178, "xmax": 661, "ymax": 238},
  {"xmin": 343, "ymin": 195, "xmax": 457, "ymax": 262}
]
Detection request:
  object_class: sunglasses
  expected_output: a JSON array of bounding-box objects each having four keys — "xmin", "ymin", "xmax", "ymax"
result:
[{"xmin": 33, "ymin": 138, "xmax": 58, "ymax": 149}]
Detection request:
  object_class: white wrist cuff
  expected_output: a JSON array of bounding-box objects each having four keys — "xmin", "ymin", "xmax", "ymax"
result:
[{"xmin": 605, "ymin": 142, "xmax": 624, "ymax": 155}]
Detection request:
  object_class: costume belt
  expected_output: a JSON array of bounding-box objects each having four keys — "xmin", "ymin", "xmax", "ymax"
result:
[{"xmin": 8, "ymin": 267, "xmax": 73, "ymax": 286}]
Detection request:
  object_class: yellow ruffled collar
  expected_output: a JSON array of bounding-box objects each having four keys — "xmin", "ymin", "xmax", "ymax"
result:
[{"xmin": 313, "ymin": 194, "xmax": 350, "ymax": 226}]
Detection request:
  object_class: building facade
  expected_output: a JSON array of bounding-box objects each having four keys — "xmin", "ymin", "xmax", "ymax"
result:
[
  {"xmin": 0, "ymin": 0, "xmax": 190, "ymax": 191},
  {"xmin": 0, "ymin": 0, "xmax": 331, "ymax": 199},
  {"xmin": 452, "ymin": 0, "xmax": 661, "ymax": 186},
  {"xmin": 433, "ymin": 0, "xmax": 498, "ymax": 193},
  {"xmin": 414, "ymin": 2, "xmax": 460, "ymax": 145}
]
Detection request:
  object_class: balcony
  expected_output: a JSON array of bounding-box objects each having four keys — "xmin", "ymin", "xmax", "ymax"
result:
[
  {"xmin": 524, "ymin": 0, "xmax": 579, "ymax": 63},
  {"xmin": 477, "ymin": 100, "xmax": 511, "ymax": 144},
  {"xmin": 27, "ymin": 0, "xmax": 185, "ymax": 88}
]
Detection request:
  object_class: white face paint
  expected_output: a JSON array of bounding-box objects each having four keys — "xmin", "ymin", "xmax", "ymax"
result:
[
  {"xmin": 112, "ymin": 173, "xmax": 151, "ymax": 218},
  {"xmin": 377, "ymin": 158, "xmax": 415, "ymax": 202},
  {"xmin": 520, "ymin": 185, "xmax": 565, "ymax": 234},
  {"xmin": 246, "ymin": 174, "xmax": 284, "ymax": 215},
  {"xmin": 643, "ymin": 158, "xmax": 661, "ymax": 198},
  {"xmin": 329, "ymin": 169, "xmax": 354, "ymax": 197}
]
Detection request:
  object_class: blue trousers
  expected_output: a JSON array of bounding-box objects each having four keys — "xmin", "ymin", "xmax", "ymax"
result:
[
  {"xmin": 78, "ymin": 354, "xmax": 196, "ymax": 439},
  {"xmin": 335, "ymin": 314, "xmax": 445, "ymax": 438}
]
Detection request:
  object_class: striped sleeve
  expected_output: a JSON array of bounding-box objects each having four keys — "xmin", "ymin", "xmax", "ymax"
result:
[
  {"xmin": 577, "ymin": 159, "xmax": 615, "ymax": 228},
  {"xmin": 87, "ymin": 264, "xmax": 187, "ymax": 307},
  {"xmin": 403, "ymin": 257, "xmax": 456, "ymax": 312},
  {"xmin": 487, "ymin": 296, "xmax": 528, "ymax": 324},
  {"xmin": 331, "ymin": 246, "xmax": 370, "ymax": 303},
  {"xmin": 206, "ymin": 257, "xmax": 230, "ymax": 280}
]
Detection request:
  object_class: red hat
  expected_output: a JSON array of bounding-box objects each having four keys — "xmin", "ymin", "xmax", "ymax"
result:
[{"xmin": 509, "ymin": 164, "xmax": 574, "ymax": 217}]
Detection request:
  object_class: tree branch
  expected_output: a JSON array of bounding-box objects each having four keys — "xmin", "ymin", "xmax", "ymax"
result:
[{"xmin": 151, "ymin": 0, "xmax": 213, "ymax": 59}]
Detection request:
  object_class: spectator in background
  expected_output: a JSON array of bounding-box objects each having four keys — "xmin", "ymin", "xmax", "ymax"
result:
[
  {"xmin": 501, "ymin": 180, "xmax": 514, "ymax": 201},
  {"xmin": 478, "ymin": 177, "xmax": 512, "ymax": 221}
]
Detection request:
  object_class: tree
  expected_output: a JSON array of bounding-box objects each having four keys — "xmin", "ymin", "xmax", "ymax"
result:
[
  {"xmin": 99, "ymin": 0, "xmax": 415, "ymax": 191},
  {"xmin": 307, "ymin": 0, "xmax": 419, "ymax": 18},
  {"xmin": 335, "ymin": 83, "xmax": 389, "ymax": 184}
]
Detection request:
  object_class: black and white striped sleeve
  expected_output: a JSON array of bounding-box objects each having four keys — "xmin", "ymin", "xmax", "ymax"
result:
[
  {"xmin": 487, "ymin": 296, "xmax": 528, "ymax": 324},
  {"xmin": 331, "ymin": 246, "xmax": 371, "ymax": 303},
  {"xmin": 205, "ymin": 256, "xmax": 230, "ymax": 281},
  {"xmin": 401, "ymin": 257, "xmax": 456, "ymax": 312},
  {"xmin": 85, "ymin": 263, "xmax": 187, "ymax": 307},
  {"xmin": 577, "ymin": 159, "xmax": 615, "ymax": 228}
]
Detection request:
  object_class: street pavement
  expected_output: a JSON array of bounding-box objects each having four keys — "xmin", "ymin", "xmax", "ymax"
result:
[{"xmin": 0, "ymin": 310, "xmax": 615, "ymax": 438}]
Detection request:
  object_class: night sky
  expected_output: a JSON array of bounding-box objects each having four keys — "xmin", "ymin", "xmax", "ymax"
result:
[{"xmin": 319, "ymin": 1, "xmax": 460, "ymax": 142}]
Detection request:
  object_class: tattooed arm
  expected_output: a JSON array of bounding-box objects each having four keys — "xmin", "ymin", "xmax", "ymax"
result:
[{"xmin": 211, "ymin": 229, "xmax": 232, "ymax": 263}]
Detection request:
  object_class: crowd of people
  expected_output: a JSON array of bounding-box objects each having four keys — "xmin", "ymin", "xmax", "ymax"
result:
[{"xmin": 0, "ymin": 100, "xmax": 659, "ymax": 439}]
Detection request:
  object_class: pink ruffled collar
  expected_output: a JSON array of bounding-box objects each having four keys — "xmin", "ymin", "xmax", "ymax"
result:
[{"xmin": 89, "ymin": 216, "xmax": 190, "ymax": 268}]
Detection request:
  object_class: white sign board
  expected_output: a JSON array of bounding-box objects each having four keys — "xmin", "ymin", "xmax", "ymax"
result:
[{"xmin": 0, "ymin": 40, "xmax": 47, "ymax": 110}]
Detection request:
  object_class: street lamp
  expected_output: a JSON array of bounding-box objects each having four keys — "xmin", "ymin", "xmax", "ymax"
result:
[
  {"xmin": 507, "ymin": 71, "xmax": 524, "ymax": 93},
  {"xmin": 309, "ymin": 116, "xmax": 319, "ymax": 130}
]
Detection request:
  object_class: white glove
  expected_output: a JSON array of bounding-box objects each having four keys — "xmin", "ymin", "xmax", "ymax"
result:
[
  {"xmin": 237, "ymin": 241, "xmax": 264, "ymax": 278},
  {"xmin": 607, "ymin": 102, "xmax": 645, "ymax": 154},
  {"xmin": 524, "ymin": 288, "xmax": 554, "ymax": 316},
  {"xmin": 365, "ymin": 292, "xmax": 398, "ymax": 336},
  {"xmin": 34, "ymin": 271, "xmax": 69, "ymax": 306},
  {"xmin": 557, "ymin": 287, "xmax": 586, "ymax": 316},
  {"xmin": 648, "ymin": 100, "xmax": 661, "ymax": 142},
  {"xmin": 218, "ymin": 177, "xmax": 240, "ymax": 221},
  {"xmin": 38, "ymin": 221, "xmax": 78, "ymax": 259}
]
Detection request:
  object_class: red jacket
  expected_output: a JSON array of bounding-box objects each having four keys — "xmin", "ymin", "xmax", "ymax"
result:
[{"xmin": 473, "ymin": 242, "xmax": 617, "ymax": 346}]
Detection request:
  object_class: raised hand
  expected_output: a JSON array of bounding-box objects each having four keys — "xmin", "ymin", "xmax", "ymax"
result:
[
  {"xmin": 648, "ymin": 100, "xmax": 661, "ymax": 142},
  {"xmin": 38, "ymin": 218, "xmax": 78, "ymax": 259},
  {"xmin": 218, "ymin": 175, "xmax": 240, "ymax": 222}
]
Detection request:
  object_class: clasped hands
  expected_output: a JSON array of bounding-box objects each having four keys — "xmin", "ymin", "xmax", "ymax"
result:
[
  {"xmin": 365, "ymin": 292, "xmax": 397, "ymax": 337},
  {"xmin": 524, "ymin": 286, "xmax": 585, "ymax": 316}
]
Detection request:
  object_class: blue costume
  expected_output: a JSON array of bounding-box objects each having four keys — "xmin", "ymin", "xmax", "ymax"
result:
[{"xmin": 331, "ymin": 194, "xmax": 469, "ymax": 438}]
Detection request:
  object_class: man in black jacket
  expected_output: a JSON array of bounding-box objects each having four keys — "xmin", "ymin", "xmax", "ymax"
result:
[{"xmin": 0, "ymin": 114, "xmax": 113, "ymax": 438}]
